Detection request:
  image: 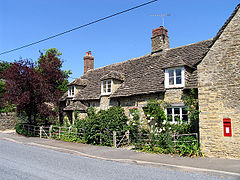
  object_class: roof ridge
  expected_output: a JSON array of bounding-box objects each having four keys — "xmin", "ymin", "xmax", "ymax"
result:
[
  {"xmin": 165, "ymin": 39, "xmax": 213, "ymax": 51},
  {"xmin": 83, "ymin": 53, "xmax": 152, "ymax": 74}
]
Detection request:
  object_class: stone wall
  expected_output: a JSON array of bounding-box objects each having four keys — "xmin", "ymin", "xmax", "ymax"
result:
[
  {"xmin": 198, "ymin": 7, "xmax": 240, "ymax": 159},
  {"xmin": 0, "ymin": 112, "xmax": 18, "ymax": 130}
]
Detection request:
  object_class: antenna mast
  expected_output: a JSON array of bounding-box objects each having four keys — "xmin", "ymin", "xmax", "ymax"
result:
[{"xmin": 151, "ymin": 14, "xmax": 171, "ymax": 27}]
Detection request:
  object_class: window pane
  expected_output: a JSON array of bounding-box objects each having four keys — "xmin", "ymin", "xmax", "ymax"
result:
[
  {"xmin": 107, "ymin": 80, "xmax": 111, "ymax": 93},
  {"xmin": 68, "ymin": 88, "xmax": 71, "ymax": 96},
  {"xmin": 167, "ymin": 108, "xmax": 172, "ymax": 115},
  {"xmin": 182, "ymin": 115, "xmax": 188, "ymax": 122},
  {"xmin": 169, "ymin": 70, "xmax": 174, "ymax": 77},
  {"xmin": 174, "ymin": 115, "xmax": 180, "ymax": 122},
  {"xmin": 174, "ymin": 108, "xmax": 180, "ymax": 115},
  {"xmin": 103, "ymin": 83, "xmax": 106, "ymax": 93},
  {"xmin": 72, "ymin": 87, "xmax": 74, "ymax": 95},
  {"xmin": 176, "ymin": 69, "xmax": 181, "ymax": 76},
  {"xmin": 182, "ymin": 108, "xmax": 187, "ymax": 114},
  {"xmin": 176, "ymin": 76, "xmax": 182, "ymax": 84},
  {"xmin": 167, "ymin": 115, "xmax": 173, "ymax": 122},
  {"xmin": 169, "ymin": 77, "xmax": 174, "ymax": 85}
]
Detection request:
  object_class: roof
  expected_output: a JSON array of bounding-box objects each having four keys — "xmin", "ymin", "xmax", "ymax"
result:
[
  {"xmin": 65, "ymin": 39, "xmax": 212, "ymax": 101},
  {"xmin": 68, "ymin": 78, "xmax": 88, "ymax": 86},
  {"xmin": 100, "ymin": 71, "xmax": 125, "ymax": 81},
  {"xmin": 63, "ymin": 101, "xmax": 87, "ymax": 111}
]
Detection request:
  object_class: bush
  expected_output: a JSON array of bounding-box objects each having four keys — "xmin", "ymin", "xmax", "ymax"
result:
[{"xmin": 75, "ymin": 106, "xmax": 129, "ymax": 146}]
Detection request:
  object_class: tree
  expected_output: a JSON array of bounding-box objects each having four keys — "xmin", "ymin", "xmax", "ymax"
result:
[
  {"xmin": 37, "ymin": 48, "xmax": 71, "ymax": 104},
  {"xmin": 0, "ymin": 60, "xmax": 12, "ymax": 112},
  {"xmin": 2, "ymin": 49, "xmax": 71, "ymax": 125},
  {"xmin": 0, "ymin": 60, "xmax": 11, "ymax": 79}
]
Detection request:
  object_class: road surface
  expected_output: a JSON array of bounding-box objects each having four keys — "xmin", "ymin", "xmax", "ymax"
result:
[{"xmin": 1, "ymin": 139, "xmax": 236, "ymax": 180}]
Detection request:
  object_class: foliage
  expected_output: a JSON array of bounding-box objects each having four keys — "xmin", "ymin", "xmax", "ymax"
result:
[
  {"xmin": 128, "ymin": 107, "xmax": 140, "ymax": 137},
  {"xmin": 75, "ymin": 106, "xmax": 129, "ymax": 146},
  {"xmin": 14, "ymin": 123, "xmax": 35, "ymax": 137},
  {"xmin": 143, "ymin": 100, "xmax": 166, "ymax": 129},
  {"xmin": 137, "ymin": 100, "xmax": 200, "ymax": 157},
  {"xmin": 0, "ymin": 103, "xmax": 15, "ymax": 113},
  {"xmin": 37, "ymin": 48, "xmax": 71, "ymax": 98},
  {"xmin": 0, "ymin": 61, "xmax": 12, "ymax": 111},
  {"xmin": 0, "ymin": 60, "xmax": 11, "ymax": 79},
  {"xmin": 2, "ymin": 49, "xmax": 71, "ymax": 125},
  {"xmin": 182, "ymin": 89, "xmax": 199, "ymax": 133}
]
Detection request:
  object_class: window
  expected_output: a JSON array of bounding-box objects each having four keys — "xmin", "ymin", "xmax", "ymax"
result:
[
  {"xmin": 68, "ymin": 86, "xmax": 75, "ymax": 97},
  {"xmin": 165, "ymin": 67, "xmax": 185, "ymax": 88},
  {"xmin": 166, "ymin": 107, "xmax": 189, "ymax": 123},
  {"xmin": 101, "ymin": 79, "xmax": 112, "ymax": 95}
]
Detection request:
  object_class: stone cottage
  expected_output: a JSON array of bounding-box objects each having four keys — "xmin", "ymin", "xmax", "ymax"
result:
[{"xmin": 60, "ymin": 3, "xmax": 240, "ymax": 159}]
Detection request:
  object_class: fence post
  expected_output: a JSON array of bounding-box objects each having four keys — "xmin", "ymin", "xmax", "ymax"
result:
[
  {"xmin": 113, "ymin": 131, "xmax": 117, "ymax": 148},
  {"xmin": 75, "ymin": 128, "xmax": 77, "ymax": 136},
  {"xmin": 126, "ymin": 130, "xmax": 130, "ymax": 145},
  {"xmin": 40, "ymin": 126, "xmax": 42, "ymax": 138},
  {"xmin": 49, "ymin": 125, "xmax": 53, "ymax": 138},
  {"xmin": 59, "ymin": 127, "xmax": 61, "ymax": 138},
  {"xmin": 100, "ymin": 132, "xmax": 102, "ymax": 145}
]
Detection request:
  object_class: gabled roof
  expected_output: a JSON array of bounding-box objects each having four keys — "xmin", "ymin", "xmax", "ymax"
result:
[
  {"xmin": 100, "ymin": 71, "xmax": 125, "ymax": 81},
  {"xmin": 68, "ymin": 39, "xmax": 212, "ymax": 100},
  {"xmin": 68, "ymin": 78, "xmax": 89, "ymax": 86},
  {"xmin": 63, "ymin": 101, "xmax": 87, "ymax": 111}
]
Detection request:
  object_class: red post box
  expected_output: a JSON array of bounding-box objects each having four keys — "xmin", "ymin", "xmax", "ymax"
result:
[{"xmin": 223, "ymin": 118, "xmax": 232, "ymax": 137}]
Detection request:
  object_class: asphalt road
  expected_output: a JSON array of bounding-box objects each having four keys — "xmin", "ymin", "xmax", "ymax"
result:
[{"xmin": 0, "ymin": 139, "xmax": 235, "ymax": 180}]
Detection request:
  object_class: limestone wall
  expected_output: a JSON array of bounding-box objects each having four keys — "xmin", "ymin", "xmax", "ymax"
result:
[
  {"xmin": 198, "ymin": 7, "xmax": 240, "ymax": 159},
  {"xmin": 0, "ymin": 112, "xmax": 18, "ymax": 130}
]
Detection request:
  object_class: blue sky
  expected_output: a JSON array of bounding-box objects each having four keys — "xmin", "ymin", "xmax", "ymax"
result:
[{"xmin": 0, "ymin": 0, "xmax": 239, "ymax": 80}]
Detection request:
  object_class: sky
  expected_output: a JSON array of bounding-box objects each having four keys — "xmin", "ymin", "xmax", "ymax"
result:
[{"xmin": 0, "ymin": 0, "xmax": 239, "ymax": 80}]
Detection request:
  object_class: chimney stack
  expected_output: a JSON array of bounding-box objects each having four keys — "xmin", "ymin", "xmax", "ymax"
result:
[
  {"xmin": 84, "ymin": 51, "xmax": 94, "ymax": 74},
  {"xmin": 151, "ymin": 26, "xmax": 169, "ymax": 53}
]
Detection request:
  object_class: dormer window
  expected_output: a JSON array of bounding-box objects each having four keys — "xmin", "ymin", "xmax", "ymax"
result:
[
  {"xmin": 68, "ymin": 86, "xmax": 75, "ymax": 97},
  {"xmin": 165, "ymin": 67, "xmax": 185, "ymax": 88},
  {"xmin": 101, "ymin": 79, "xmax": 112, "ymax": 95}
]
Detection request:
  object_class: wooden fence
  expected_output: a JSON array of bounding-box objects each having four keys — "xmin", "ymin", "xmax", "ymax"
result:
[{"xmin": 19, "ymin": 124, "xmax": 197, "ymax": 149}]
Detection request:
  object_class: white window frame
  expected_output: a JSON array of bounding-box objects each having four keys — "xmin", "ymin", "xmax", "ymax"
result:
[
  {"xmin": 165, "ymin": 106, "xmax": 189, "ymax": 124},
  {"xmin": 101, "ymin": 79, "xmax": 113, "ymax": 95},
  {"xmin": 164, "ymin": 67, "xmax": 185, "ymax": 88},
  {"xmin": 68, "ymin": 86, "xmax": 75, "ymax": 97}
]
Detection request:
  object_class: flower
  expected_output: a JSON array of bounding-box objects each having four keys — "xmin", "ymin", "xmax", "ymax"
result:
[
  {"xmin": 150, "ymin": 116, "xmax": 154, "ymax": 120},
  {"xmin": 163, "ymin": 120, "xmax": 166, "ymax": 124},
  {"xmin": 163, "ymin": 127, "xmax": 165, "ymax": 131},
  {"xmin": 147, "ymin": 114, "xmax": 150, "ymax": 117},
  {"xmin": 155, "ymin": 123, "xmax": 157, "ymax": 125},
  {"xmin": 148, "ymin": 120, "xmax": 151, "ymax": 123}
]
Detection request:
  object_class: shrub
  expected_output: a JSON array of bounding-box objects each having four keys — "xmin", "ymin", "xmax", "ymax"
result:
[{"xmin": 75, "ymin": 106, "xmax": 129, "ymax": 146}]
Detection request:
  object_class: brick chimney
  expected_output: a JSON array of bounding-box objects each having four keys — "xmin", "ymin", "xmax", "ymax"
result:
[
  {"xmin": 151, "ymin": 26, "xmax": 169, "ymax": 53},
  {"xmin": 84, "ymin": 51, "xmax": 94, "ymax": 74}
]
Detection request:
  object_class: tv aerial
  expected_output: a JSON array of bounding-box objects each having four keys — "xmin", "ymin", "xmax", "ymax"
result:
[{"xmin": 151, "ymin": 14, "xmax": 171, "ymax": 27}]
